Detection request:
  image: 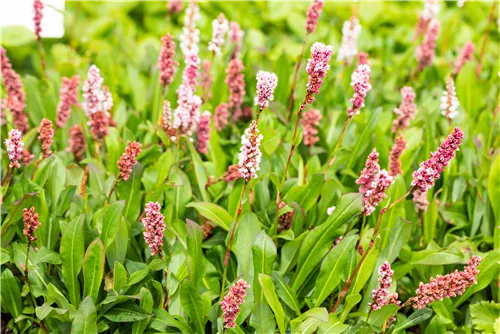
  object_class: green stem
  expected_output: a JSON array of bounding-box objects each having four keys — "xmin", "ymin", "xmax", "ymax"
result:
[
  {"xmin": 286, "ymin": 36, "xmax": 309, "ymax": 123},
  {"xmin": 324, "ymin": 117, "xmax": 351, "ymax": 175}
]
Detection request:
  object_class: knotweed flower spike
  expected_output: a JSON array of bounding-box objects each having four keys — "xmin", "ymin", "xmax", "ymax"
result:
[
  {"xmin": 118, "ymin": 141, "xmax": 142, "ymax": 181},
  {"xmin": 229, "ymin": 21, "xmax": 244, "ymax": 59},
  {"xmin": 416, "ymin": 19, "xmax": 440, "ymax": 72},
  {"xmin": 214, "ymin": 103, "xmax": 229, "ymax": 131},
  {"xmin": 223, "ymin": 164, "xmax": 243, "ymax": 183},
  {"xmin": 195, "ymin": 111, "xmax": 211, "ymax": 154},
  {"xmin": 337, "ymin": 16, "xmax": 361, "ymax": 65},
  {"xmin": 5, "ymin": 129, "xmax": 24, "ymax": 168},
  {"xmin": 392, "ymin": 86, "xmax": 417, "ymax": 133},
  {"xmin": 38, "ymin": 118, "xmax": 54, "ymax": 158},
  {"xmin": 413, "ymin": 190, "xmax": 429, "ymax": 213},
  {"xmin": 347, "ymin": 64, "xmax": 372, "ymax": 118},
  {"xmin": 356, "ymin": 149, "xmax": 394, "ymax": 216},
  {"xmin": 68, "ymin": 125, "xmax": 86, "ymax": 162},
  {"xmin": 173, "ymin": 84, "xmax": 202, "ymax": 136},
  {"xmin": 440, "ymin": 76, "xmax": 459, "ymax": 121},
  {"xmin": 226, "ymin": 59, "xmax": 246, "ymax": 116},
  {"xmin": 412, "ymin": 127, "xmax": 464, "ymax": 192},
  {"xmin": 33, "ymin": 0, "xmax": 44, "ymax": 40},
  {"xmin": 23, "ymin": 206, "xmax": 40, "ymax": 243},
  {"xmin": 158, "ymin": 33, "xmax": 177, "ymax": 87},
  {"xmin": 238, "ymin": 120, "xmax": 263, "ymax": 182},
  {"xmin": 254, "ymin": 70, "xmax": 278, "ymax": 111},
  {"xmin": 56, "ymin": 75, "xmax": 80, "ymax": 128},
  {"xmin": 415, "ymin": 0, "xmax": 440, "ymax": 38},
  {"xmin": 23, "ymin": 149, "xmax": 34, "ymax": 166},
  {"xmin": 182, "ymin": 52, "xmax": 200, "ymax": 90},
  {"xmin": 454, "ymin": 41, "xmax": 475, "ymax": 75},
  {"xmin": 208, "ymin": 13, "xmax": 229, "ymax": 56},
  {"xmin": 167, "ymin": 0, "xmax": 183, "ymax": 14},
  {"xmin": 411, "ymin": 256, "xmax": 480, "ymax": 309},
  {"xmin": 301, "ymin": 109, "xmax": 322, "ymax": 147},
  {"xmin": 370, "ymin": 261, "xmax": 401, "ymax": 311},
  {"xmin": 389, "ymin": 136, "xmax": 407, "ymax": 176},
  {"xmin": 305, "ymin": 42, "xmax": 333, "ymax": 104},
  {"xmin": 277, "ymin": 202, "xmax": 294, "ymax": 232},
  {"xmin": 357, "ymin": 52, "xmax": 369, "ymax": 66},
  {"xmin": 83, "ymin": 65, "xmax": 112, "ymax": 115},
  {"xmin": 220, "ymin": 279, "xmax": 250, "ymax": 329},
  {"xmin": 305, "ymin": 0, "xmax": 324, "ymax": 34},
  {"xmin": 142, "ymin": 202, "xmax": 165, "ymax": 257},
  {"xmin": 180, "ymin": 1, "xmax": 200, "ymax": 57},
  {"xmin": 1, "ymin": 47, "xmax": 29, "ymax": 133},
  {"xmin": 162, "ymin": 100, "xmax": 176, "ymax": 139}
]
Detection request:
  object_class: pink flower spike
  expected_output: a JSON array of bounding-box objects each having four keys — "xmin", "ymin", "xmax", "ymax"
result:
[
  {"xmin": 389, "ymin": 136, "xmax": 407, "ymax": 176},
  {"xmin": 370, "ymin": 261, "xmax": 401, "ymax": 311},
  {"xmin": 301, "ymin": 109, "xmax": 322, "ymax": 147},
  {"xmin": 83, "ymin": 65, "xmax": 113, "ymax": 115},
  {"xmin": 220, "ymin": 279, "xmax": 250, "ymax": 329},
  {"xmin": 33, "ymin": 0, "xmax": 44, "ymax": 40},
  {"xmin": 142, "ymin": 202, "xmax": 165, "ymax": 257},
  {"xmin": 68, "ymin": 125, "xmax": 86, "ymax": 162},
  {"xmin": 229, "ymin": 21, "xmax": 244, "ymax": 59},
  {"xmin": 23, "ymin": 206, "xmax": 40, "ymax": 243},
  {"xmin": 208, "ymin": 13, "xmax": 229, "ymax": 56},
  {"xmin": 411, "ymin": 127, "xmax": 464, "ymax": 192},
  {"xmin": 440, "ymin": 76, "xmax": 459, "ymax": 121},
  {"xmin": 56, "ymin": 75, "xmax": 80, "ymax": 128},
  {"xmin": 118, "ymin": 141, "xmax": 142, "ymax": 181},
  {"xmin": 195, "ymin": 111, "xmax": 211, "ymax": 154},
  {"xmin": 392, "ymin": 86, "xmax": 417, "ymax": 134},
  {"xmin": 226, "ymin": 59, "xmax": 246, "ymax": 115},
  {"xmin": 180, "ymin": 1, "xmax": 200, "ymax": 57},
  {"xmin": 305, "ymin": 0, "xmax": 324, "ymax": 34},
  {"xmin": 167, "ymin": 0, "xmax": 183, "ymax": 14},
  {"xmin": 38, "ymin": 118, "xmax": 54, "ymax": 158},
  {"xmin": 238, "ymin": 120, "xmax": 263, "ymax": 181},
  {"xmin": 337, "ymin": 16, "xmax": 361, "ymax": 65},
  {"xmin": 254, "ymin": 70, "xmax": 278, "ymax": 110},
  {"xmin": 413, "ymin": 189, "xmax": 429, "ymax": 213},
  {"xmin": 5, "ymin": 129, "xmax": 24, "ymax": 169},
  {"xmin": 347, "ymin": 64, "xmax": 372, "ymax": 118},
  {"xmin": 305, "ymin": 42, "xmax": 333, "ymax": 103},
  {"xmin": 89, "ymin": 111, "xmax": 110, "ymax": 140},
  {"xmin": 454, "ymin": 41, "xmax": 475, "ymax": 75},
  {"xmin": 158, "ymin": 33, "xmax": 177, "ymax": 87},
  {"xmin": 416, "ymin": 19, "xmax": 440, "ymax": 72},
  {"xmin": 412, "ymin": 256, "xmax": 481, "ymax": 309},
  {"xmin": 356, "ymin": 148, "xmax": 380, "ymax": 195},
  {"xmin": 357, "ymin": 52, "xmax": 369, "ymax": 66},
  {"xmin": 214, "ymin": 103, "xmax": 229, "ymax": 132}
]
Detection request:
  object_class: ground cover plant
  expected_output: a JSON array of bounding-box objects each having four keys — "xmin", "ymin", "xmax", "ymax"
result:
[{"xmin": 1, "ymin": 0, "xmax": 499, "ymax": 333}]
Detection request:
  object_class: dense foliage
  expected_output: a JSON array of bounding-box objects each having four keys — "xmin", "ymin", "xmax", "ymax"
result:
[{"xmin": 1, "ymin": 1, "xmax": 499, "ymax": 333}]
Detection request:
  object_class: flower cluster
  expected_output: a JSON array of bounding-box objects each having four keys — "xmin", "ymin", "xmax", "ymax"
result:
[
  {"xmin": 413, "ymin": 189, "xmax": 429, "ymax": 213},
  {"xmin": 68, "ymin": 125, "xmax": 86, "ymax": 162},
  {"xmin": 23, "ymin": 206, "xmax": 40, "ymax": 243},
  {"xmin": 412, "ymin": 127, "xmax": 464, "ymax": 192},
  {"xmin": 370, "ymin": 261, "xmax": 401, "ymax": 311},
  {"xmin": 33, "ymin": 0, "xmax": 44, "ymax": 40},
  {"xmin": 454, "ymin": 41, "xmax": 475, "ymax": 75},
  {"xmin": 229, "ymin": 21, "xmax": 244, "ymax": 59},
  {"xmin": 305, "ymin": 42, "xmax": 333, "ymax": 103},
  {"xmin": 357, "ymin": 52, "xmax": 369, "ymax": 66},
  {"xmin": 167, "ymin": 0, "xmax": 183, "ymax": 14},
  {"xmin": 220, "ymin": 279, "xmax": 250, "ymax": 329},
  {"xmin": 180, "ymin": 1, "xmax": 200, "ymax": 57},
  {"xmin": 412, "ymin": 256, "xmax": 481, "ymax": 309},
  {"xmin": 158, "ymin": 33, "xmax": 177, "ymax": 87},
  {"xmin": 208, "ymin": 13, "xmax": 229, "ymax": 55},
  {"xmin": 277, "ymin": 202, "xmax": 294, "ymax": 232},
  {"xmin": 238, "ymin": 120, "xmax": 263, "ymax": 181},
  {"xmin": 416, "ymin": 19, "xmax": 440, "ymax": 72},
  {"xmin": 392, "ymin": 86, "xmax": 417, "ymax": 133},
  {"xmin": 118, "ymin": 141, "xmax": 142, "ymax": 181},
  {"xmin": 415, "ymin": 0, "xmax": 440, "ymax": 38},
  {"xmin": 82, "ymin": 65, "xmax": 113, "ymax": 115},
  {"xmin": 56, "ymin": 75, "xmax": 80, "ymax": 128},
  {"xmin": 1, "ymin": 47, "xmax": 29, "ymax": 133},
  {"xmin": 161, "ymin": 100, "xmax": 176, "ymax": 139},
  {"xmin": 201, "ymin": 60, "xmax": 213, "ymax": 100},
  {"xmin": 223, "ymin": 164, "xmax": 243, "ymax": 183},
  {"xmin": 305, "ymin": 0, "xmax": 324, "ymax": 34},
  {"xmin": 440, "ymin": 76, "xmax": 459, "ymax": 121},
  {"xmin": 300, "ymin": 109, "xmax": 322, "ymax": 147},
  {"xmin": 173, "ymin": 83, "xmax": 202, "ymax": 136},
  {"xmin": 337, "ymin": 17, "xmax": 361, "ymax": 65},
  {"xmin": 347, "ymin": 64, "xmax": 372, "ymax": 118},
  {"xmin": 89, "ymin": 111, "xmax": 110, "ymax": 140},
  {"xmin": 389, "ymin": 136, "xmax": 407, "ymax": 176},
  {"xmin": 226, "ymin": 59, "xmax": 246, "ymax": 115},
  {"xmin": 38, "ymin": 118, "xmax": 54, "ymax": 158},
  {"xmin": 195, "ymin": 111, "xmax": 211, "ymax": 154},
  {"xmin": 142, "ymin": 202, "xmax": 165, "ymax": 256},
  {"xmin": 214, "ymin": 103, "xmax": 229, "ymax": 132},
  {"xmin": 23, "ymin": 149, "xmax": 34, "ymax": 166},
  {"xmin": 5, "ymin": 129, "xmax": 24, "ymax": 168},
  {"xmin": 182, "ymin": 52, "xmax": 200, "ymax": 90},
  {"xmin": 356, "ymin": 149, "xmax": 394, "ymax": 216},
  {"xmin": 254, "ymin": 70, "xmax": 278, "ymax": 110}
]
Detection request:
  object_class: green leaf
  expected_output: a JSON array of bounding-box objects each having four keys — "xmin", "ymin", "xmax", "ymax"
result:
[
  {"xmin": 186, "ymin": 219, "xmax": 204, "ymax": 288},
  {"xmin": 117, "ymin": 163, "xmax": 143, "ymax": 221},
  {"xmin": 106, "ymin": 217, "xmax": 129, "ymax": 268},
  {"xmin": 186, "ymin": 202, "xmax": 232, "ymax": 231},
  {"xmin": 392, "ymin": 309, "xmax": 433, "ymax": 333},
  {"xmin": 258, "ymin": 274, "xmax": 286, "ymax": 334},
  {"xmin": 1, "ymin": 26, "xmax": 36, "ymax": 47},
  {"xmin": 234, "ymin": 212, "xmax": 262, "ymax": 283},
  {"xmin": 314, "ymin": 235, "xmax": 357, "ymax": 307},
  {"xmin": 1, "ymin": 269, "xmax": 22, "ymax": 318},
  {"xmin": 488, "ymin": 153, "xmax": 500, "ymax": 248},
  {"xmin": 253, "ymin": 231, "xmax": 277, "ymax": 303},
  {"xmin": 272, "ymin": 271, "xmax": 300, "ymax": 315},
  {"xmin": 180, "ymin": 281, "xmax": 206, "ymax": 334},
  {"xmin": 61, "ymin": 215, "xmax": 85, "ymax": 307},
  {"xmin": 103, "ymin": 301, "xmax": 152, "ymax": 322},
  {"xmin": 83, "ymin": 238, "xmax": 105, "ymax": 303},
  {"xmin": 113, "ymin": 261, "xmax": 128, "ymax": 292},
  {"xmin": 132, "ymin": 288, "xmax": 154, "ymax": 334},
  {"xmin": 470, "ymin": 301, "xmax": 500, "ymax": 333},
  {"xmin": 291, "ymin": 308, "xmax": 329, "ymax": 334},
  {"xmin": 287, "ymin": 174, "xmax": 324, "ymax": 212},
  {"xmin": 318, "ymin": 313, "xmax": 349, "ymax": 334},
  {"xmin": 186, "ymin": 140, "xmax": 209, "ymax": 202},
  {"xmin": 71, "ymin": 296, "xmax": 97, "ymax": 334},
  {"xmin": 97, "ymin": 201, "xmax": 125, "ymax": 249},
  {"xmin": 150, "ymin": 308, "xmax": 192, "ymax": 333},
  {"xmin": 250, "ymin": 302, "xmax": 276, "ymax": 334},
  {"xmin": 104, "ymin": 127, "xmax": 122, "ymax": 175}
]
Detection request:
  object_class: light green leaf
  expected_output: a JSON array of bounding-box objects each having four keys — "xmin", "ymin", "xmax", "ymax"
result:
[
  {"xmin": 71, "ymin": 296, "xmax": 97, "ymax": 334},
  {"xmin": 83, "ymin": 238, "xmax": 105, "ymax": 303},
  {"xmin": 61, "ymin": 215, "xmax": 85, "ymax": 307},
  {"xmin": 258, "ymin": 274, "xmax": 286, "ymax": 334},
  {"xmin": 186, "ymin": 202, "xmax": 232, "ymax": 231},
  {"xmin": 180, "ymin": 281, "xmax": 206, "ymax": 334}
]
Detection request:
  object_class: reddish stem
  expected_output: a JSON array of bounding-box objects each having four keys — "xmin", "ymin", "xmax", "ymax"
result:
[
  {"xmin": 476, "ymin": 1, "xmax": 497, "ymax": 79},
  {"xmin": 286, "ymin": 36, "xmax": 309, "ymax": 123}
]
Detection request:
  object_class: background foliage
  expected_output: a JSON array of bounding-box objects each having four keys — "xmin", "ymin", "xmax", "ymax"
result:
[{"xmin": 1, "ymin": 1, "xmax": 499, "ymax": 333}]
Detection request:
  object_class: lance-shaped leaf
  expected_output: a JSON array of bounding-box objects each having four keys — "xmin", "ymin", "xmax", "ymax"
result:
[
  {"xmin": 71, "ymin": 296, "xmax": 97, "ymax": 334},
  {"xmin": 61, "ymin": 215, "xmax": 85, "ymax": 307},
  {"xmin": 83, "ymin": 238, "xmax": 105, "ymax": 303}
]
